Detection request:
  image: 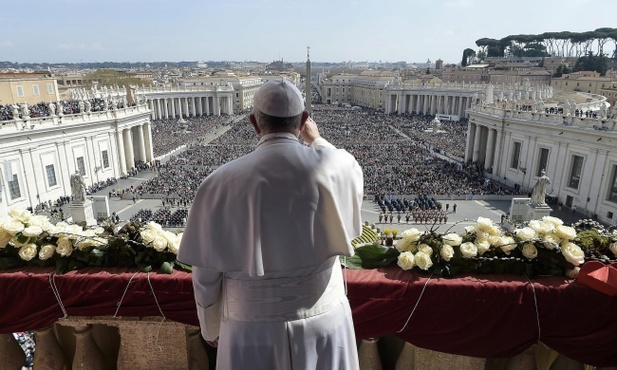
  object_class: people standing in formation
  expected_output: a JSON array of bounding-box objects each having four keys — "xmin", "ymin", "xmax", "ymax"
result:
[
  {"xmin": 375, "ymin": 195, "xmax": 449, "ymax": 224},
  {"xmin": 179, "ymin": 80, "xmax": 363, "ymax": 369}
]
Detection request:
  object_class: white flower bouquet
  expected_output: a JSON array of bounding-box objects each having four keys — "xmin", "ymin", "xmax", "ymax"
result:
[
  {"xmin": 346, "ymin": 216, "xmax": 617, "ymax": 278},
  {"xmin": 0, "ymin": 209, "xmax": 186, "ymax": 274}
]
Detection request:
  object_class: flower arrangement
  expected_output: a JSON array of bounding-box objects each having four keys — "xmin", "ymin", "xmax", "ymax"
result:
[
  {"xmin": 346, "ymin": 216, "xmax": 617, "ymax": 278},
  {"xmin": 0, "ymin": 209, "xmax": 186, "ymax": 274}
]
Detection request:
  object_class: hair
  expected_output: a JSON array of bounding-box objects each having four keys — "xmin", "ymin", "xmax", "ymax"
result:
[{"xmin": 253, "ymin": 108, "xmax": 302, "ymax": 133}]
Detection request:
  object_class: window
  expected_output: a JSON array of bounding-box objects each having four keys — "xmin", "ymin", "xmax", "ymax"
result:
[
  {"xmin": 47, "ymin": 83, "xmax": 54, "ymax": 94},
  {"xmin": 568, "ymin": 155, "xmax": 584, "ymax": 189},
  {"xmin": 8, "ymin": 174, "xmax": 21, "ymax": 200},
  {"xmin": 76, "ymin": 156, "xmax": 86, "ymax": 175},
  {"xmin": 33, "ymin": 84, "xmax": 40, "ymax": 96},
  {"xmin": 536, "ymin": 148, "xmax": 549, "ymax": 176},
  {"xmin": 45, "ymin": 164, "xmax": 57, "ymax": 187},
  {"xmin": 607, "ymin": 165, "xmax": 617, "ymax": 203},
  {"xmin": 16, "ymin": 86, "xmax": 24, "ymax": 97},
  {"xmin": 510, "ymin": 142, "xmax": 521, "ymax": 169}
]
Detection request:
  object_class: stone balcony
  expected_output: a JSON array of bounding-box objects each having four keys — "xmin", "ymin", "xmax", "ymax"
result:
[{"xmin": 2, "ymin": 316, "xmax": 616, "ymax": 370}]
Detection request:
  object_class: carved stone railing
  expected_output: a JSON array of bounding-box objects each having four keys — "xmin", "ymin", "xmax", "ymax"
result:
[{"xmin": 3, "ymin": 318, "xmax": 616, "ymax": 370}]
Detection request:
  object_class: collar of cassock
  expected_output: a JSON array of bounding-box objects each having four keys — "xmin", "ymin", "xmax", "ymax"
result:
[{"xmin": 256, "ymin": 132, "xmax": 299, "ymax": 148}]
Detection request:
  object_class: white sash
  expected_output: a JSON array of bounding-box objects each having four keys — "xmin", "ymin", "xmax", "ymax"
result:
[{"xmin": 223, "ymin": 263, "xmax": 345, "ymax": 322}]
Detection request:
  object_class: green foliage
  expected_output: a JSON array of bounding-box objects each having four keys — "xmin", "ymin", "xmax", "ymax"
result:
[
  {"xmin": 574, "ymin": 52, "xmax": 608, "ymax": 75},
  {"xmin": 553, "ymin": 64, "xmax": 571, "ymax": 77}
]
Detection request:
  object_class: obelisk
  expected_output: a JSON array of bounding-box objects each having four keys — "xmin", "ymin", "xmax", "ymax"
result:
[{"xmin": 306, "ymin": 46, "xmax": 312, "ymax": 114}]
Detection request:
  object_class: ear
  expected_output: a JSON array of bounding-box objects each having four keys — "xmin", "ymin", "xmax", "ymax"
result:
[
  {"xmin": 298, "ymin": 110, "xmax": 309, "ymax": 132},
  {"xmin": 249, "ymin": 114, "xmax": 261, "ymax": 135}
]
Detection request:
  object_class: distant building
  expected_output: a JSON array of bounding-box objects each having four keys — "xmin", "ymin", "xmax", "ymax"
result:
[
  {"xmin": 550, "ymin": 71, "xmax": 615, "ymax": 97},
  {"xmin": 0, "ymin": 73, "xmax": 60, "ymax": 105},
  {"xmin": 320, "ymin": 71, "xmax": 394, "ymax": 108}
]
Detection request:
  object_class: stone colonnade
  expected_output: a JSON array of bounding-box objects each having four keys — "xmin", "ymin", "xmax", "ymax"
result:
[
  {"xmin": 116, "ymin": 121, "xmax": 154, "ymax": 173},
  {"xmin": 465, "ymin": 121, "xmax": 501, "ymax": 170},
  {"xmin": 146, "ymin": 94, "xmax": 233, "ymax": 120},
  {"xmin": 386, "ymin": 92, "xmax": 473, "ymax": 117}
]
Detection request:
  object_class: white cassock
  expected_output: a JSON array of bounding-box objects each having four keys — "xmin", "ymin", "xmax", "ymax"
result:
[{"xmin": 178, "ymin": 132, "xmax": 364, "ymax": 370}]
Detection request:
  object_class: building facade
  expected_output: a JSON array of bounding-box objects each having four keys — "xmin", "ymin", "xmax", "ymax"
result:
[
  {"xmin": 466, "ymin": 94, "xmax": 617, "ymax": 224},
  {"xmin": 0, "ymin": 103, "xmax": 153, "ymax": 216},
  {"xmin": 0, "ymin": 74, "xmax": 60, "ymax": 106}
]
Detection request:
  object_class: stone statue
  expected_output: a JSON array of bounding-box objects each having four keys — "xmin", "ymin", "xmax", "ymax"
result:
[
  {"xmin": 11, "ymin": 105, "xmax": 19, "ymax": 120},
  {"xmin": 79, "ymin": 100, "xmax": 85, "ymax": 113},
  {"xmin": 21, "ymin": 103, "xmax": 29, "ymax": 117},
  {"xmin": 70, "ymin": 170, "xmax": 87, "ymax": 203},
  {"xmin": 531, "ymin": 170, "xmax": 551, "ymax": 206},
  {"xmin": 84, "ymin": 100, "xmax": 91, "ymax": 113},
  {"xmin": 49, "ymin": 101, "xmax": 56, "ymax": 116}
]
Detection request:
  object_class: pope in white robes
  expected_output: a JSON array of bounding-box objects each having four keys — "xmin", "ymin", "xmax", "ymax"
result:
[{"xmin": 178, "ymin": 79, "xmax": 364, "ymax": 370}]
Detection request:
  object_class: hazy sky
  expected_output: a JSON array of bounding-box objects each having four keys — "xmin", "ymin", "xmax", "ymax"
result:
[{"xmin": 2, "ymin": 0, "xmax": 614, "ymax": 64}]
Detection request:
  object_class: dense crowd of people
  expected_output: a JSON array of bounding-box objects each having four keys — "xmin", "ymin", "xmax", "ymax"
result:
[
  {"xmin": 112, "ymin": 105, "xmax": 523, "ymax": 226},
  {"xmin": 0, "ymin": 97, "xmax": 133, "ymax": 121}
]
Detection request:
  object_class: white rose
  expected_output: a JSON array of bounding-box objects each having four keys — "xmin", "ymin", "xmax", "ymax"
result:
[
  {"xmin": 476, "ymin": 217, "xmax": 494, "ymax": 232},
  {"xmin": 141, "ymin": 229, "xmax": 157, "ymax": 244},
  {"xmin": 464, "ymin": 225, "xmax": 476, "ymax": 234},
  {"xmin": 542, "ymin": 216, "xmax": 564, "ymax": 227},
  {"xmin": 22, "ymin": 226, "xmax": 43, "ymax": 237},
  {"xmin": 18, "ymin": 244, "xmax": 38, "ymax": 261},
  {"xmin": 440, "ymin": 244, "xmax": 454, "ymax": 262},
  {"xmin": 609, "ymin": 242, "xmax": 617, "ymax": 256},
  {"xmin": 498, "ymin": 236, "xmax": 517, "ymax": 254},
  {"xmin": 528, "ymin": 220, "xmax": 555, "ymax": 235},
  {"xmin": 56, "ymin": 237, "xmax": 73, "ymax": 256},
  {"xmin": 152, "ymin": 236, "xmax": 168, "ymax": 252},
  {"xmin": 414, "ymin": 251, "xmax": 433, "ymax": 271},
  {"xmin": 4, "ymin": 220, "xmax": 25, "ymax": 236},
  {"xmin": 27, "ymin": 215, "xmax": 48, "ymax": 227},
  {"xmin": 162, "ymin": 230, "xmax": 179, "ymax": 245},
  {"xmin": 514, "ymin": 227, "xmax": 537, "ymax": 242},
  {"xmin": 442, "ymin": 233, "xmax": 462, "ymax": 246},
  {"xmin": 93, "ymin": 227, "xmax": 105, "ymax": 235},
  {"xmin": 146, "ymin": 221, "xmax": 163, "ymax": 231},
  {"xmin": 400, "ymin": 228, "xmax": 423, "ymax": 242},
  {"xmin": 487, "ymin": 235, "xmax": 502, "ymax": 247},
  {"xmin": 459, "ymin": 242, "xmax": 478, "ymax": 258},
  {"xmin": 395, "ymin": 238, "xmax": 417, "ymax": 253},
  {"xmin": 39, "ymin": 244, "xmax": 56, "ymax": 260},
  {"xmin": 475, "ymin": 239, "xmax": 490, "ymax": 255},
  {"xmin": 522, "ymin": 243, "xmax": 538, "ymax": 259},
  {"xmin": 475, "ymin": 231, "xmax": 489, "ymax": 242},
  {"xmin": 561, "ymin": 242, "xmax": 585, "ymax": 266},
  {"xmin": 397, "ymin": 251, "xmax": 415, "ymax": 270},
  {"xmin": 66, "ymin": 224, "xmax": 83, "ymax": 235},
  {"xmin": 487, "ymin": 225, "xmax": 502, "ymax": 237},
  {"xmin": 169, "ymin": 237, "xmax": 180, "ymax": 254},
  {"xmin": 417, "ymin": 244, "xmax": 433, "ymax": 255},
  {"xmin": 8, "ymin": 209, "xmax": 31, "ymax": 223},
  {"xmin": 542, "ymin": 234, "xmax": 562, "ymax": 250},
  {"xmin": 555, "ymin": 225, "xmax": 577, "ymax": 241},
  {"xmin": 0, "ymin": 228, "xmax": 12, "ymax": 248}
]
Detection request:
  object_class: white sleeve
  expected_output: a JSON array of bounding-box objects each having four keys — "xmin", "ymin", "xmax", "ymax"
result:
[
  {"xmin": 192, "ymin": 266, "xmax": 223, "ymax": 341},
  {"xmin": 310, "ymin": 137, "xmax": 336, "ymax": 149}
]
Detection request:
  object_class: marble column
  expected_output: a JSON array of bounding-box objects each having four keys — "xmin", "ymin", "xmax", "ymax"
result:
[
  {"xmin": 205, "ymin": 97, "xmax": 210, "ymax": 116},
  {"xmin": 142, "ymin": 122, "xmax": 154, "ymax": 161},
  {"xmin": 134, "ymin": 125, "xmax": 147, "ymax": 162},
  {"xmin": 170, "ymin": 98, "xmax": 176, "ymax": 118},
  {"xmin": 465, "ymin": 123, "xmax": 475, "ymax": 162},
  {"xmin": 398, "ymin": 93, "xmax": 405, "ymax": 114},
  {"xmin": 214, "ymin": 96, "xmax": 220, "ymax": 115},
  {"xmin": 164, "ymin": 99, "xmax": 170, "ymax": 119},
  {"xmin": 123, "ymin": 128, "xmax": 135, "ymax": 170},
  {"xmin": 472, "ymin": 123, "xmax": 482, "ymax": 163},
  {"xmin": 485, "ymin": 128, "xmax": 496, "ymax": 170},
  {"xmin": 116, "ymin": 129, "xmax": 127, "ymax": 175}
]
